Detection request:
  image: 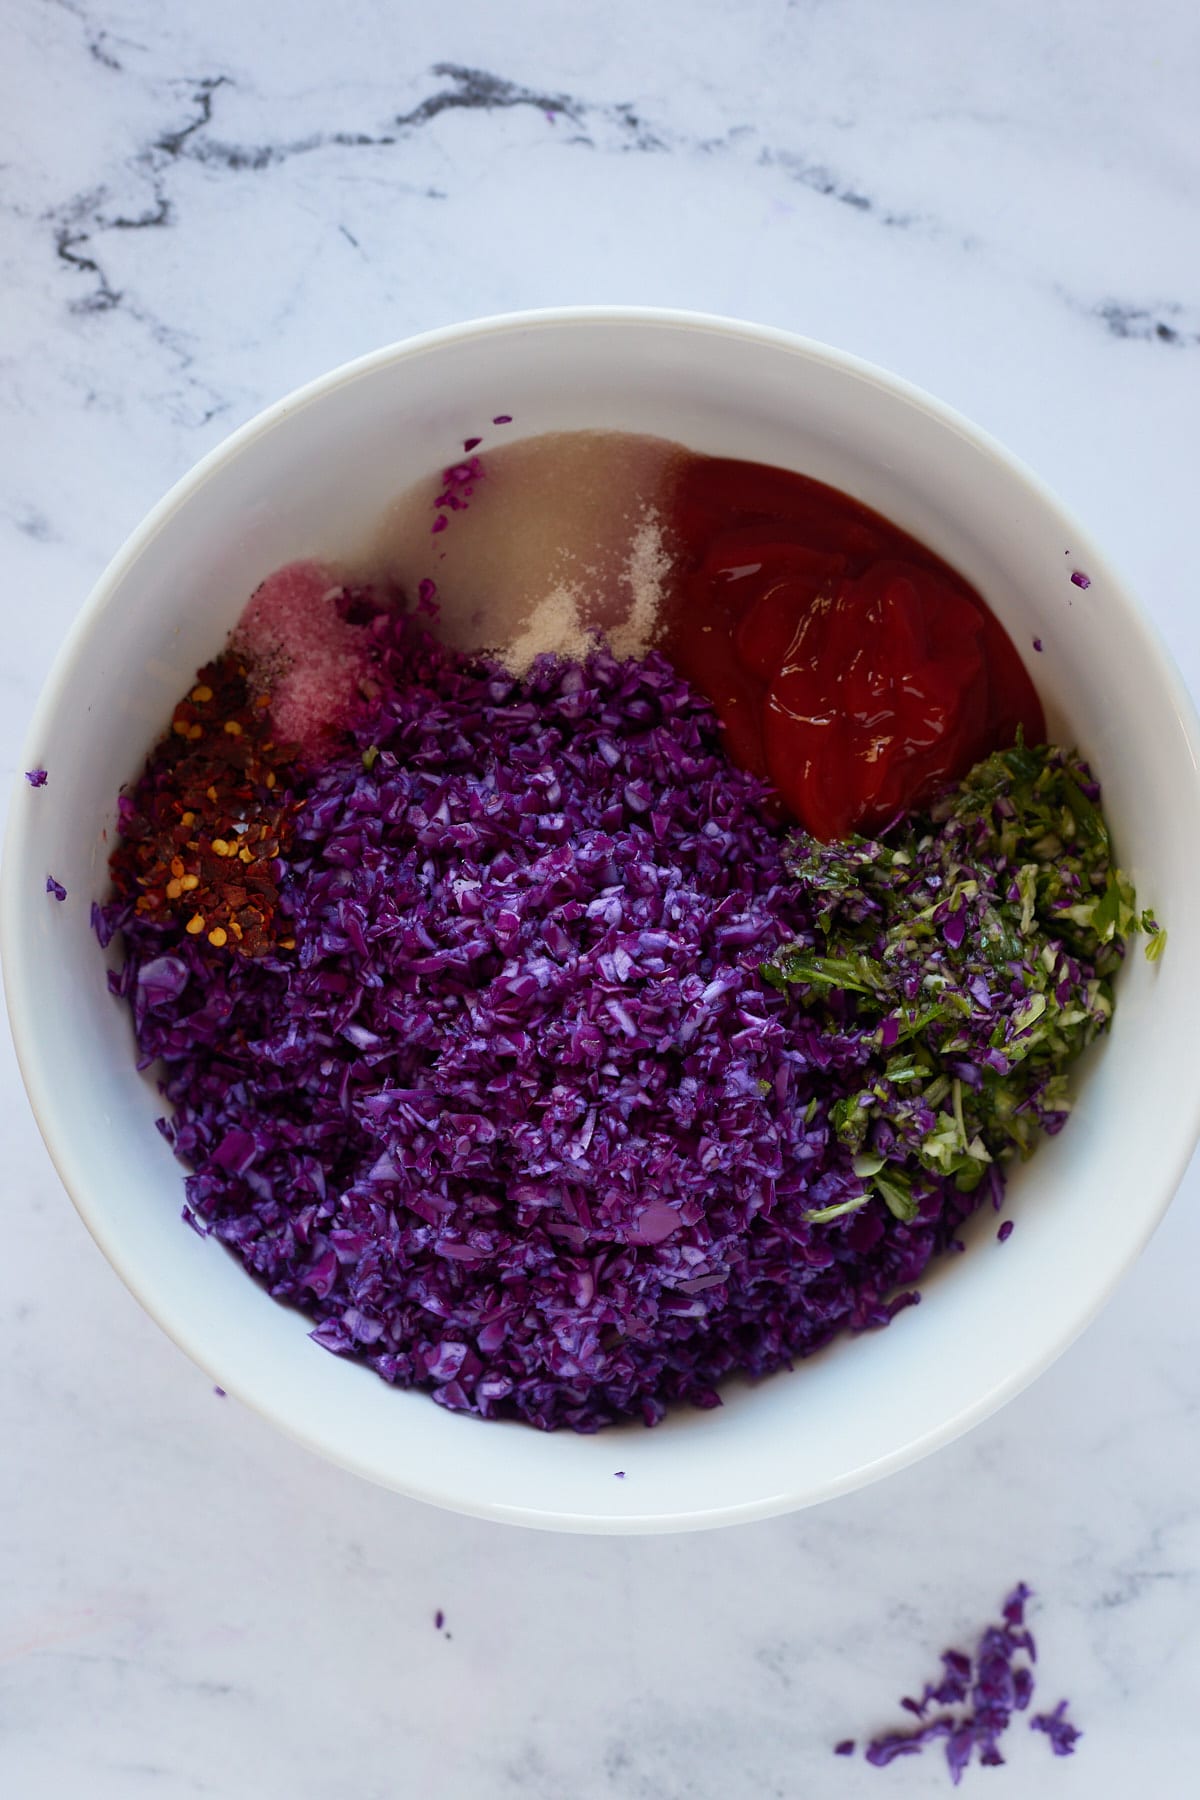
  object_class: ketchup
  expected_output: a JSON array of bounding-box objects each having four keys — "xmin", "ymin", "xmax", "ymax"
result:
[{"xmin": 659, "ymin": 457, "xmax": 1045, "ymax": 839}]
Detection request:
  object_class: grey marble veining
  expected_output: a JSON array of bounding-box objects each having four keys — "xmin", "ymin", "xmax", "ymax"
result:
[{"xmin": 3, "ymin": 2, "xmax": 1200, "ymax": 1794}]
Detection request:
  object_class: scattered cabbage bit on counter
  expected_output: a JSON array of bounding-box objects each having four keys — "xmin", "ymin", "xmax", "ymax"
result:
[
  {"xmin": 843, "ymin": 1584, "xmax": 1081, "ymax": 1782},
  {"xmin": 1030, "ymin": 1698, "xmax": 1083, "ymax": 1757}
]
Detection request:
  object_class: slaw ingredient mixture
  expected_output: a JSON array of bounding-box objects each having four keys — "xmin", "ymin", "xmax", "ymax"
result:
[
  {"xmin": 90, "ymin": 435, "xmax": 1153, "ymax": 1430},
  {"xmin": 96, "ymin": 605, "xmax": 1138, "ymax": 1430}
]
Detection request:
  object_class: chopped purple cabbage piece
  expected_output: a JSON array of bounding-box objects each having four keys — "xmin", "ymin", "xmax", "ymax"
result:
[
  {"xmin": 46, "ymin": 875, "xmax": 66, "ymax": 902},
  {"xmin": 25, "ymin": 768, "xmax": 48, "ymax": 788},
  {"xmin": 901, "ymin": 1647, "xmax": 972, "ymax": 1716},
  {"xmin": 1031, "ymin": 1699, "xmax": 1082, "ymax": 1757},
  {"xmin": 865, "ymin": 1716, "xmax": 953, "ymax": 1767}
]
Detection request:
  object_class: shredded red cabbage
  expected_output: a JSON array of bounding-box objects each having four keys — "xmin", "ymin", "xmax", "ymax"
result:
[
  {"xmin": 46, "ymin": 875, "xmax": 66, "ymax": 902},
  {"xmin": 25, "ymin": 768, "xmax": 48, "ymax": 788},
  {"xmin": 851, "ymin": 1585, "xmax": 1080, "ymax": 1782},
  {"xmin": 97, "ymin": 620, "xmax": 1000, "ymax": 1431},
  {"xmin": 1030, "ymin": 1699, "xmax": 1082, "ymax": 1756}
]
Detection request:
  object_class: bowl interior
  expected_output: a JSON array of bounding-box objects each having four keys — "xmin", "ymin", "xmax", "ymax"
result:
[{"xmin": 6, "ymin": 311, "xmax": 1200, "ymax": 1530}]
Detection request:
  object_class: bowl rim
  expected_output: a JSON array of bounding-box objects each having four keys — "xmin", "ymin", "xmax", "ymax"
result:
[{"xmin": 6, "ymin": 304, "xmax": 1200, "ymax": 1532}]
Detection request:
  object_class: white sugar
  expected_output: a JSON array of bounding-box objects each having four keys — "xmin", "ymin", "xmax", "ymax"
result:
[
  {"xmin": 373, "ymin": 430, "xmax": 680, "ymax": 672},
  {"xmin": 500, "ymin": 508, "xmax": 671, "ymax": 675},
  {"xmin": 502, "ymin": 582, "xmax": 595, "ymax": 677},
  {"xmin": 606, "ymin": 508, "xmax": 671, "ymax": 662}
]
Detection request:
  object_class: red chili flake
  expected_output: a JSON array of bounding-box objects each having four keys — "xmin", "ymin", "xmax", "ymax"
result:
[{"xmin": 108, "ymin": 652, "xmax": 301, "ymax": 956}]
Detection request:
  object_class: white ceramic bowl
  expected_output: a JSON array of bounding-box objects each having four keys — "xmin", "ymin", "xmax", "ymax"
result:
[{"xmin": 6, "ymin": 308, "xmax": 1200, "ymax": 1533}]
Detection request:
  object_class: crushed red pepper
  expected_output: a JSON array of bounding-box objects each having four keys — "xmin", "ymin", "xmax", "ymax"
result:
[{"xmin": 109, "ymin": 654, "xmax": 301, "ymax": 956}]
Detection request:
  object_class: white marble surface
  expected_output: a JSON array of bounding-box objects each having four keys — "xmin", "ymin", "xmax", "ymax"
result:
[{"xmin": 3, "ymin": 2, "xmax": 1199, "ymax": 1793}]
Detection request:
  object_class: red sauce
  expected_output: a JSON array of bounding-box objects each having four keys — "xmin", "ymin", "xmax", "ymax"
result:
[{"xmin": 660, "ymin": 456, "xmax": 1045, "ymax": 839}]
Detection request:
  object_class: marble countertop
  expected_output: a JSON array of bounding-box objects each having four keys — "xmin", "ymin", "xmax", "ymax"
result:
[{"xmin": 3, "ymin": 2, "xmax": 1199, "ymax": 1793}]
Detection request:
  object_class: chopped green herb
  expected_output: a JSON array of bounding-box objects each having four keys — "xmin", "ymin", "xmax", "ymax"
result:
[{"xmin": 766, "ymin": 742, "xmax": 1156, "ymax": 1217}]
